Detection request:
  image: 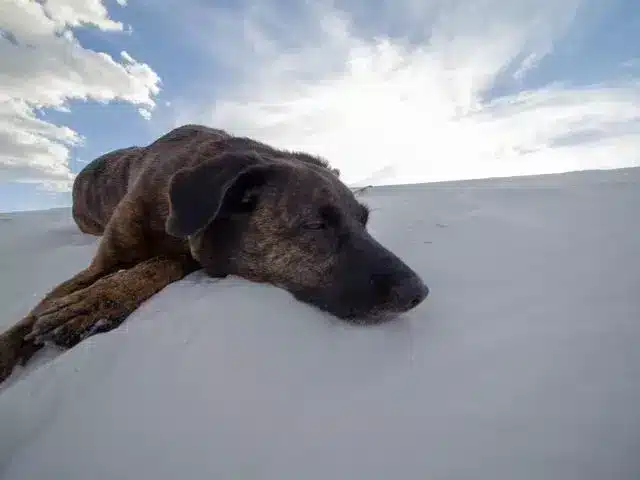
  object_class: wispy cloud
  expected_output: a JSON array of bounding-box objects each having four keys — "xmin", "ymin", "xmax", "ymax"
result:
[
  {"xmin": 0, "ymin": 0, "xmax": 160, "ymax": 191},
  {"xmin": 173, "ymin": 0, "xmax": 640, "ymax": 186},
  {"xmin": 2, "ymin": 0, "xmax": 637, "ymax": 197}
]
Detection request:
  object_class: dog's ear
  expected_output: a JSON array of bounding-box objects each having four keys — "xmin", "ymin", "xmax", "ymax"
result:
[{"xmin": 166, "ymin": 151, "xmax": 273, "ymax": 238}]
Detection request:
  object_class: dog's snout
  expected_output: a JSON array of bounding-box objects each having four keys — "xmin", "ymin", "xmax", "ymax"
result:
[
  {"xmin": 391, "ymin": 278, "xmax": 429, "ymax": 311},
  {"xmin": 309, "ymin": 232, "xmax": 430, "ymax": 321},
  {"xmin": 370, "ymin": 272, "xmax": 394, "ymax": 299},
  {"xmin": 370, "ymin": 271, "xmax": 429, "ymax": 313}
]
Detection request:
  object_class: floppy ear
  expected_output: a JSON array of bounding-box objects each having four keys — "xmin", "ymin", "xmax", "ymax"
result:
[{"xmin": 165, "ymin": 151, "xmax": 272, "ymax": 238}]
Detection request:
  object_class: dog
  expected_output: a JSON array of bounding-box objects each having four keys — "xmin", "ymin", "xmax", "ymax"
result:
[{"xmin": 0, "ymin": 125, "xmax": 428, "ymax": 384}]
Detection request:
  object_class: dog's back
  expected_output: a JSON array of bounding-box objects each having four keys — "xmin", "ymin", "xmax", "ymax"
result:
[
  {"xmin": 72, "ymin": 146, "xmax": 147, "ymax": 235},
  {"xmin": 71, "ymin": 125, "xmax": 232, "ymax": 236}
]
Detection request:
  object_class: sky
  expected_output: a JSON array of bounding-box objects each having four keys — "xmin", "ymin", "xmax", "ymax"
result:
[{"xmin": 0, "ymin": 0, "xmax": 638, "ymax": 212}]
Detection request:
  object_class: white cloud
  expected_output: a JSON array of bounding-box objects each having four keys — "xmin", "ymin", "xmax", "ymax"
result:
[
  {"xmin": 0, "ymin": 99, "xmax": 81, "ymax": 190},
  {"xmin": 120, "ymin": 50, "xmax": 135, "ymax": 63},
  {"xmin": 38, "ymin": 0, "xmax": 124, "ymax": 31},
  {"xmin": 138, "ymin": 108, "xmax": 152, "ymax": 121},
  {"xmin": 176, "ymin": 0, "xmax": 640, "ymax": 186},
  {"xmin": 0, "ymin": 0, "xmax": 160, "ymax": 191}
]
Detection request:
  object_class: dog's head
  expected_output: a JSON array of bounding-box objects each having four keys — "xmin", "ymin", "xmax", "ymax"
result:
[{"xmin": 166, "ymin": 151, "xmax": 428, "ymax": 323}]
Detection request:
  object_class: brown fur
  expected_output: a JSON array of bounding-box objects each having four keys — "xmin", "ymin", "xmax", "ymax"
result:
[{"xmin": 0, "ymin": 124, "xmax": 427, "ymax": 385}]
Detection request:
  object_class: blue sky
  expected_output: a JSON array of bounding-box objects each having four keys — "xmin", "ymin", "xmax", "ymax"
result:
[{"xmin": 0, "ymin": 0, "xmax": 638, "ymax": 212}]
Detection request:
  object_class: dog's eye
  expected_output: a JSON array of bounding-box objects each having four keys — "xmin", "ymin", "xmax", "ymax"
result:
[{"xmin": 303, "ymin": 221, "xmax": 328, "ymax": 231}]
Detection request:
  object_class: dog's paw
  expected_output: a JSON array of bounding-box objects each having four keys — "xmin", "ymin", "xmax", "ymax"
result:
[{"xmin": 25, "ymin": 288, "xmax": 130, "ymax": 349}]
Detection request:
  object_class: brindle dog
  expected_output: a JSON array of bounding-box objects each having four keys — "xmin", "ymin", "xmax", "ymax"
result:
[{"xmin": 0, "ymin": 125, "xmax": 428, "ymax": 384}]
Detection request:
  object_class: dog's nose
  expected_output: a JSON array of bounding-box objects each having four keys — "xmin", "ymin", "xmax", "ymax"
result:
[
  {"xmin": 370, "ymin": 271, "xmax": 429, "ymax": 312},
  {"xmin": 391, "ymin": 277, "xmax": 429, "ymax": 312}
]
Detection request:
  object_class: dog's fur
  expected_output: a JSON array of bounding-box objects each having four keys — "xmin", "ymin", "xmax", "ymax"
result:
[{"xmin": 0, "ymin": 125, "xmax": 428, "ymax": 384}]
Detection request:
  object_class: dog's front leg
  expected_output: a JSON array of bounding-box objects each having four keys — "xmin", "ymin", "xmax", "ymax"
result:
[
  {"xmin": 25, "ymin": 255, "xmax": 199, "ymax": 349},
  {"xmin": 0, "ymin": 264, "xmax": 116, "ymax": 383}
]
